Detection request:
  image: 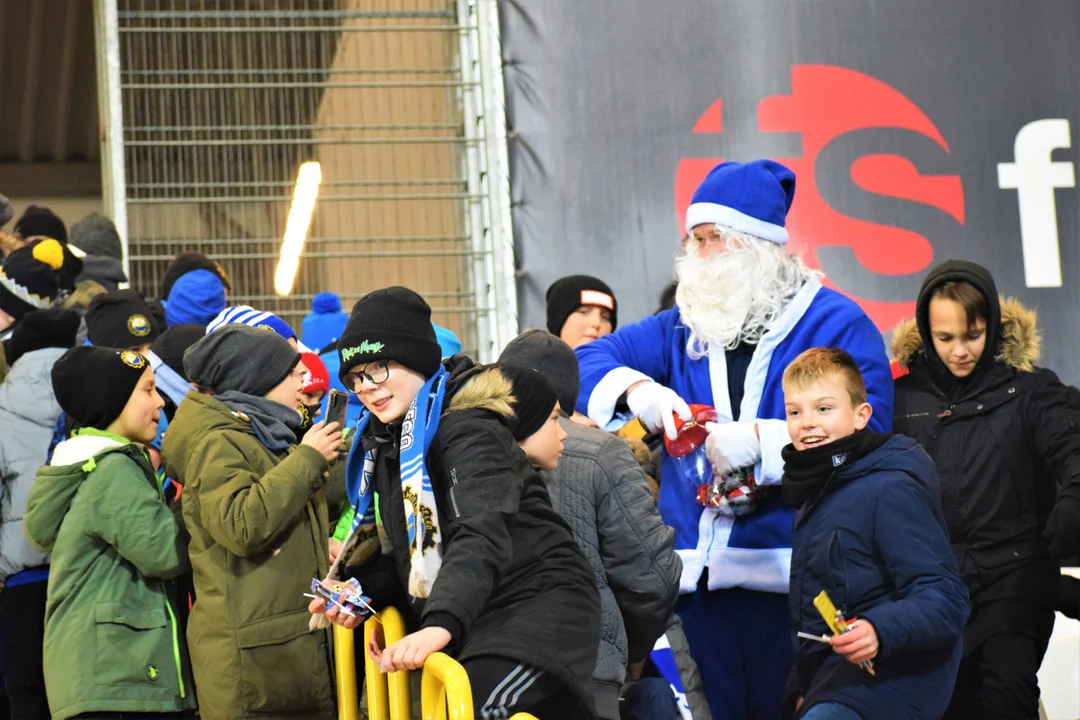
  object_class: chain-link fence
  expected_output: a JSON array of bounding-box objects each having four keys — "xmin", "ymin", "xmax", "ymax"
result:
[{"xmin": 105, "ymin": 0, "xmax": 515, "ymax": 357}]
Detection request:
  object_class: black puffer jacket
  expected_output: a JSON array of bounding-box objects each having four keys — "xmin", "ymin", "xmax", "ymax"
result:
[
  {"xmin": 892, "ymin": 261, "xmax": 1080, "ymax": 648},
  {"xmin": 351, "ymin": 357, "xmax": 601, "ymax": 714}
]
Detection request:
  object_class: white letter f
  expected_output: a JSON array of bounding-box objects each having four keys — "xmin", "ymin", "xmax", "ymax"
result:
[{"xmin": 998, "ymin": 119, "xmax": 1075, "ymax": 288}]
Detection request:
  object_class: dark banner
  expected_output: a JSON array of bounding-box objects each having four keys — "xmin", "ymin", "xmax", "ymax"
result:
[{"xmin": 501, "ymin": 1, "xmax": 1080, "ymax": 380}]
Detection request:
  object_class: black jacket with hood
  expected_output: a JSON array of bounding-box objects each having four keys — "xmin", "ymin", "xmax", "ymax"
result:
[
  {"xmin": 892, "ymin": 260, "xmax": 1080, "ymax": 649},
  {"xmin": 348, "ymin": 356, "xmax": 601, "ymax": 714}
]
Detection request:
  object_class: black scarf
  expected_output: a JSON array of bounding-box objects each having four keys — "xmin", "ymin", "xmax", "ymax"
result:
[{"xmin": 781, "ymin": 429, "xmax": 890, "ymax": 507}]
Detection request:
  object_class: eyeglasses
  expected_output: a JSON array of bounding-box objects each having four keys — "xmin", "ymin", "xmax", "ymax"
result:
[{"xmin": 342, "ymin": 360, "xmax": 390, "ymax": 392}]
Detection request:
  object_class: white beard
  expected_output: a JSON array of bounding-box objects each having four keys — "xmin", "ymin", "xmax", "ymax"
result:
[{"xmin": 675, "ymin": 231, "xmax": 816, "ymax": 358}]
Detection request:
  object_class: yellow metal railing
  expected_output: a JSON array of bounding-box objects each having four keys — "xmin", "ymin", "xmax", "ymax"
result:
[
  {"xmin": 362, "ymin": 607, "xmax": 412, "ymax": 720},
  {"xmin": 421, "ymin": 652, "xmax": 473, "ymax": 719},
  {"xmin": 351, "ymin": 607, "xmax": 540, "ymax": 720},
  {"xmin": 333, "ymin": 623, "xmax": 360, "ymax": 720}
]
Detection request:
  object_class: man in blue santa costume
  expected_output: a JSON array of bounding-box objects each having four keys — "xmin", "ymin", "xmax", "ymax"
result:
[{"xmin": 576, "ymin": 159, "xmax": 893, "ymax": 719}]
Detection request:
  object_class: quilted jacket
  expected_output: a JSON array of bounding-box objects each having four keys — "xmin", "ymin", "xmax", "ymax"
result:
[{"xmin": 543, "ymin": 419, "xmax": 681, "ymax": 719}]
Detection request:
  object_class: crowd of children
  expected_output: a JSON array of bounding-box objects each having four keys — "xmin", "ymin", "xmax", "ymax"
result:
[{"xmin": 0, "ymin": 158, "xmax": 1078, "ymax": 720}]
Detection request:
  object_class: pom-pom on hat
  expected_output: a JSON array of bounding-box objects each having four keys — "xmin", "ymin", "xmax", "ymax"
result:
[
  {"xmin": 206, "ymin": 305, "xmax": 297, "ymax": 341},
  {"xmin": 0, "ymin": 239, "xmax": 79, "ymax": 320},
  {"xmin": 684, "ymin": 159, "xmax": 797, "ymax": 243}
]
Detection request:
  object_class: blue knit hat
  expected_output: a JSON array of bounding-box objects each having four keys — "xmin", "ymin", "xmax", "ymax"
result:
[
  {"xmin": 206, "ymin": 305, "xmax": 297, "ymax": 341},
  {"xmin": 684, "ymin": 159, "xmax": 796, "ymax": 243},
  {"xmin": 302, "ymin": 291, "xmax": 349, "ymax": 351},
  {"xmin": 164, "ymin": 269, "xmax": 226, "ymax": 327}
]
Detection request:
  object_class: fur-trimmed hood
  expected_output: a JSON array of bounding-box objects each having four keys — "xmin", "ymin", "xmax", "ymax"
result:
[
  {"xmin": 892, "ymin": 295, "xmax": 1040, "ymax": 372},
  {"xmin": 445, "ymin": 365, "xmax": 517, "ymax": 419}
]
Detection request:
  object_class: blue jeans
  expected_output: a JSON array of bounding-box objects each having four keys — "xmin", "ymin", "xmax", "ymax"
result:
[{"xmin": 801, "ymin": 702, "xmax": 863, "ymax": 720}]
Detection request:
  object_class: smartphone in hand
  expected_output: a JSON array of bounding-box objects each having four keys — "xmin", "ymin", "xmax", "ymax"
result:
[{"xmin": 325, "ymin": 389, "xmax": 349, "ymax": 430}]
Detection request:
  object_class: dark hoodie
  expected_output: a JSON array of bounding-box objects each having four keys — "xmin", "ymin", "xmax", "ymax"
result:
[
  {"xmin": 788, "ymin": 434, "xmax": 968, "ymax": 720},
  {"xmin": 892, "ymin": 260, "xmax": 1080, "ymax": 648}
]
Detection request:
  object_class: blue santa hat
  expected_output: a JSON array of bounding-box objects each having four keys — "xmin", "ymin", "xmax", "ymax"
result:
[{"xmin": 684, "ymin": 159, "xmax": 796, "ymax": 244}]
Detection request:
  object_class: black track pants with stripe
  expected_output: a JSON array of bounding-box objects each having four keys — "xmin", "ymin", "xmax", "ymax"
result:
[{"xmin": 465, "ymin": 656, "xmax": 594, "ymax": 720}]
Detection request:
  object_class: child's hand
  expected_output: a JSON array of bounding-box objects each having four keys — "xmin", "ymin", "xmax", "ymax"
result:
[
  {"xmin": 306, "ymin": 580, "xmax": 364, "ymax": 630},
  {"xmin": 379, "ymin": 627, "xmax": 452, "ymax": 672},
  {"xmin": 328, "ymin": 539, "xmax": 343, "ymax": 564},
  {"xmin": 302, "ymin": 420, "xmax": 344, "ymax": 462},
  {"xmin": 367, "ymin": 623, "xmax": 386, "ymax": 664},
  {"xmin": 830, "ymin": 619, "xmax": 879, "ymax": 664}
]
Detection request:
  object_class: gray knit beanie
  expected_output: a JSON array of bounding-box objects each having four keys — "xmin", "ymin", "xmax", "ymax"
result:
[
  {"xmin": 498, "ymin": 329, "xmax": 580, "ymax": 416},
  {"xmin": 70, "ymin": 213, "xmax": 123, "ymax": 261},
  {"xmin": 183, "ymin": 324, "xmax": 300, "ymax": 396}
]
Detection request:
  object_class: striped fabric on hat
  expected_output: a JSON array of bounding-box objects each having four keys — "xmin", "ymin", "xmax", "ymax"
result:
[{"xmin": 206, "ymin": 305, "xmax": 298, "ymax": 342}]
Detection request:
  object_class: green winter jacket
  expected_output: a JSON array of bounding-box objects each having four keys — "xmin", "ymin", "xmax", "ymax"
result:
[
  {"xmin": 24, "ymin": 429, "xmax": 195, "ymax": 720},
  {"xmin": 162, "ymin": 391, "xmax": 337, "ymax": 720}
]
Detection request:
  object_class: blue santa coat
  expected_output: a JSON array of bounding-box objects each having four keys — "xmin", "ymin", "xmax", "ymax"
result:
[{"xmin": 576, "ymin": 279, "xmax": 893, "ymax": 594}]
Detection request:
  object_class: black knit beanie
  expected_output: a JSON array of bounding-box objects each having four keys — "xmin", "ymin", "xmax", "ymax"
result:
[
  {"xmin": 13, "ymin": 205, "xmax": 67, "ymax": 244},
  {"xmin": 7, "ymin": 307, "xmax": 80, "ymax": 365},
  {"xmin": 496, "ymin": 362, "xmax": 560, "ymax": 442},
  {"xmin": 0, "ymin": 239, "xmax": 80, "ymax": 320},
  {"xmin": 498, "ymin": 329, "xmax": 580, "ymax": 417},
  {"xmin": 161, "ymin": 251, "xmax": 232, "ymax": 298},
  {"xmin": 52, "ymin": 346, "xmax": 150, "ymax": 430},
  {"xmin": 183, "ymin": 323, "xmax": 300, "ymax": 396},
  {"xmin": 545, "ymin": 275, "xmax": 618, "ymax": 336},
  {"xmin": 337, "ymin": 287, "xmax": 442, "ymax": 379},
  {"xmin": 86, "ymin": 290, "xmax": 162, "ymax": 349},
  {"xmin": 152, "ymin": 324, "xmax": 205, "ymax": 381}
]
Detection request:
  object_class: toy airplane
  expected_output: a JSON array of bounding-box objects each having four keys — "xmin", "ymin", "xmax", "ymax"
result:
[
  {"xmin": 813, "ymin": 591, "xmax": 876, "ymax": 676},
  {"xmin": 307, "ymin": 577, "xmax": 375, "ymax": 618}
]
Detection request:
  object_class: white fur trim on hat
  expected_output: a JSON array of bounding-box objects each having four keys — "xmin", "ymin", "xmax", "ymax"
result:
[{"xmin": 684, "ymin": 202, "xmax": 789, "ymax": 244}]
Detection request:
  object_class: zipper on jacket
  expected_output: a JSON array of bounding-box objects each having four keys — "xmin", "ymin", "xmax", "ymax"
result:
[
  {"xmin": 449, "ymin": 468, "xmax": 461, "ymax": 518},
  {"xmin": 165, "ymin": 597, "xmax": 186, "ymax": 698}
]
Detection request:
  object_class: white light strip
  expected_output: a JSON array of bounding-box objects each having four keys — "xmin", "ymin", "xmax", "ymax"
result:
[{"xmin": 274, "ymin": 161, "xmax": 322, "ymax": 296}]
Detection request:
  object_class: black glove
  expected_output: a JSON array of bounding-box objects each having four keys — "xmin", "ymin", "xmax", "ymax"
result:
[{"xmin": 1044, "ymin": 495, "xmax": 1080, "ymax": 558}]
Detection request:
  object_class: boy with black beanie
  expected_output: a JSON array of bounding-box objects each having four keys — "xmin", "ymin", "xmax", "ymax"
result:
[
  {"xmin": 23, "ymin": 347, "xmax": 195, "ymax": 719},
  {"xmin": 546, "ymin": 274, "xmax": 618, "ymax": 350},
  {"xmin": 311, "ymin": 286, "xmax": 601, "ymax": 719}
]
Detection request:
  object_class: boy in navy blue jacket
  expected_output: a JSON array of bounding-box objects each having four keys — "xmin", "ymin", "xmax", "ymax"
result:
[{"xmin": 781, "ymin": 348, "xmax": 969, "ymax": 720}]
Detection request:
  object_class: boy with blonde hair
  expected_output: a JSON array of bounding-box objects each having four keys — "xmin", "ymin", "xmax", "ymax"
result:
[{"xmin": 781, "ymin": 347, "xmax": 968, "ymax": 720}]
